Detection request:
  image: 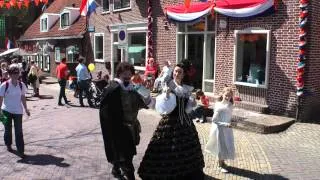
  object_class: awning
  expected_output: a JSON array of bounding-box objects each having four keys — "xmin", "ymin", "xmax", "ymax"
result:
[
  {"xmin": 0, "ymin": 48, "xmax": 19, "ymax": 57},
  {"xmin": 165, "ymin": 0, "xmax": 275, "ymax": 22}
]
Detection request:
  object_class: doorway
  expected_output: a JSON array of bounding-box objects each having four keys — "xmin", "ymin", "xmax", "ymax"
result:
[{"xmin": 188, "ymin": 34, "xmax": 203, "ymax": 89}]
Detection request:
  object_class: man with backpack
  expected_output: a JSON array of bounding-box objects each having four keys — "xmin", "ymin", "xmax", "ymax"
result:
[{"xmin": 0, "ymin": 64, "xmax": 30, "ymax": 158}]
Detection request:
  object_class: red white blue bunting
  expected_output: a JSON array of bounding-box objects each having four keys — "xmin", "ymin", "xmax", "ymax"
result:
[
  {"xmin": 165, "ymin": 0, "xmax": 276, "ymax": 22},
  {"xmin": 166, "ymin": 2, "xmax": 213, "ymax": 22},
  {"xmin": 297, "ymin": 0, "xmax": 308, "ymax": 97},
  {"xmin": 214, "ymin": 0, "xmax": 274, "ymax": 18}
]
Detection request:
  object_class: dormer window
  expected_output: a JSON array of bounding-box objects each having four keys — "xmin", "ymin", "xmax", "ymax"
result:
[
  {"xmin": 60, "ymin": 12, "xmax": 70, "ymax": 29},
  {"xmin": 40, "ymin": 18, "xmax": 48, "ymax": 32}
]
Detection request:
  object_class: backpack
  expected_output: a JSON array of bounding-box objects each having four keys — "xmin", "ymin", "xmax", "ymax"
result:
[{"xmin": 4, "ymin": 80, "xmax": 23, "ymax": 95}]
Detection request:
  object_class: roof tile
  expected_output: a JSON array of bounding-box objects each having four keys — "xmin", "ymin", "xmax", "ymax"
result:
[{"xmin": 20, "ymin": 0, "xmax": 86, "ymax": 41}]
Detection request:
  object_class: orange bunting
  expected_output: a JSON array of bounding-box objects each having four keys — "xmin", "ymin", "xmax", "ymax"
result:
[
  {"xmin": 184, "ymin": 0, "xmax": 191, "ymax": 9},
  {"xmin": 0, "ymin": 1, "xmax": 4, "ymax": 8},
  {"xmin": 34, "ymin": 0, "xmax": 39, "ymax": 6},
  {"xmin": 5, "ymin": 2, "xmax": 11, "ymax": 9},
  {"xmin": 17, "ymin": 1, "xmax": 22, "ymax": 9},
  {"xmin": 24, "ymin": 0, "xmax": 29, "ymax": 8},
  {"xmin": 10, "ymin": 0, "xmax": 16, "ymax": 6},
  {"xmin": 42, "ymin": 0, "xmax": 48, "ymax": 4}
]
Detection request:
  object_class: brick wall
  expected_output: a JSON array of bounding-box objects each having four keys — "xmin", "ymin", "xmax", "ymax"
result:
[
  {"xmin": 89, "ymin": 0, "xmax": 148, "ymax": 77},
  {"xmin": 299, "ymin": 0, "xmax": 320, "ymax": 122},
  {"xmin": 214, "ymin": 1, "xmax": 300, "ymax": 117}
]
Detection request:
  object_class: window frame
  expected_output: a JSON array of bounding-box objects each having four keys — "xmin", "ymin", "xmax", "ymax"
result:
[
  {"xmin": 66, "ymin": 46, "xmax": 76, "ymax": 63},
  {"xmin": 94, "ymin": 33, "xmax": 105, "ymax": 62},
  {"xmin": 40, "ymin": 17, "xmax": 48, "ymax": 32},
  {"xmin": 60, "ymin": 11, "xmax": 70, "ymax": 29},
  {"xmin": 102, "ymin": 0, "xmax": 110, "ymax": 13},
  {"xmin": 176, "ymin": 16, "xmax": 216, "ymax": 94},
  {"xmin": 113, "ymin": 0, "xmax": 131, "ymax": 12},
  {"xmin": 233, "ymin": 29, "xmax": 271, "ymax": 89},
  {"xmin": 55, "ymin": 47, "xmax": 61, "ymax": 62}
]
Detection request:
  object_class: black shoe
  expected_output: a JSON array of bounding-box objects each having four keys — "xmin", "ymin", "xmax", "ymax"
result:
[
  {"xmin": 111, "ymin": 167, "xmax": 123, "ymax": 178},
  {"xmin": 17, "ymin": 152, "xmax": 26, "ymax": 158},
  {"xmin": 58, "ymin": 103, "xmax": 64, "ymax": 106},
  {"xmin": 6, "ymin": 145, "xmax": 13, "ymax": 152},
  {"xmin": 80, "ymin": 104, "xmax": 85, "ymax": 107}
]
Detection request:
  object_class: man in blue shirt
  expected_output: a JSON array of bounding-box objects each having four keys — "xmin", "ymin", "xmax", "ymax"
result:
[{"xmin": 75, "ymin": 57, "xmax": 93, "ymax": 107}]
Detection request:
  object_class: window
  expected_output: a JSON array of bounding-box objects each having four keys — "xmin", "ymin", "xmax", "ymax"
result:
[
  {"xmin": 60, "ymin": 12, "xmax": 70, "ymax": 29},
  {"xmin": 234, "ymin": 30, "xmax": 270, "ymax": 88},
  {"xmin": 66, "ymin": 46, "xmax": 76, "ymax": 62},
  {"xmin": 114, "ymin": 0, "xmax": 130, "ymax": 10},
  {"xmin": 112, "ymin": 32, "xmax": 146, "ymax": 67},
  {"xmin": 94, "ymin": 33, "xmax": 104, "ymax": 62},
  {"xmin": 40, "ymin": 18, "xmax": 48, "ymax": 32},
  {"xmin": 103, "ymin": 0, "xmax": 110, "ymax": 12},
  {"xmin": 55, "ymin": 47, "xmax": 60, "ymax": 62}
]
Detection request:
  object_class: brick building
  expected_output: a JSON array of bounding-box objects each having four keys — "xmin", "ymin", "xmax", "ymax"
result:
[
  {"xmin": 81, "ymin": 0, "xmax": 319, "ymax": 121},
  {"xmin": 18, "ymin": 0, "xmax": 93, "ymax": 77}
]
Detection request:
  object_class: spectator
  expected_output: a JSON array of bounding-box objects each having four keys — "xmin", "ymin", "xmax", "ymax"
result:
[
  {"xmin": 190, "ymin": 89, "xmax": 210, "ymax": 123},
  {"xmin": 20, "ymin": 61, "xmax": 29, "ymax": 89},
  {"xmin": 0, "ymin": 64, "xmax": 30, "ymax": 158},
  {"xmin": 28, "ymin": 61, "xmax": 40, "ymax": 97},
  {"xmin": 75, "ymin": 57, "xmax": 93, "ymax": 107},
  {"xmin": 56, "ymin": 58, "xmax": 70, "ymax": 106},
  {"xmin": 0, "ymin": 62, "xmax": 9, "ymax": 83}
]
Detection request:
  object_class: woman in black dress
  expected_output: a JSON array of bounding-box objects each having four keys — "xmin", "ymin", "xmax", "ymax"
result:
[{"xmin": 138, "ymin": 63, "xmax": 204, "ymax": 180}]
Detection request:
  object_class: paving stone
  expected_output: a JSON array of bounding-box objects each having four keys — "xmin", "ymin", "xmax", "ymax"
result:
[{"xmin": 0, "ymin": 84, "xmax": 318, "ymax": 179}]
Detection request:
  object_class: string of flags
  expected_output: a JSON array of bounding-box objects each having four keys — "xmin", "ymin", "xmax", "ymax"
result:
[{"xmin": 0, "ymin": 0, "xmax": 48, "ymax": 9}]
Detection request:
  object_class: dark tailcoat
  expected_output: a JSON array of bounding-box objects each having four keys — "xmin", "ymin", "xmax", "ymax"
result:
[{"xmin": 99, "ymin": 81, "xmax": 147, "ymax": 163}]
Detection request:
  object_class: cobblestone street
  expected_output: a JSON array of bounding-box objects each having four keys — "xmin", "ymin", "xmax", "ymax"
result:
[{"xmin": 0, "ymin": 84, "xmax": 319, "ymax": 179}]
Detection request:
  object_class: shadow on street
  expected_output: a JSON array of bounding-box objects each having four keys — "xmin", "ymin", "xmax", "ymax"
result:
[
  {"xmin": 17, "ymin": 154, "xmax": 70, "ymax": 167},
  {"xmin": 225, "ymin": 166, "xmax": 289, "ymax": 180}
]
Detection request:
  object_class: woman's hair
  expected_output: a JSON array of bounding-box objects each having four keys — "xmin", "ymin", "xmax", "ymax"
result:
[
  {"xmin": 174, "ymin": 61, "xmax": 192, "ymax": 85},
  {"xmin": 115, "ymin": 62, "xmax": 135, "ymax": 78},
  {"xmin": 218, "ymin": 87, "xmax": 234, "ymax": 104},
  {"xmin": 8, "ymin": 64, "xmax": 20, "ymax": 74}
]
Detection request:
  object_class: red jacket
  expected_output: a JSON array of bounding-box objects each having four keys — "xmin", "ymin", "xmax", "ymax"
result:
[
  {"xmin": 200, "ymin": 95, "xmax": 209, "ymax": 109},
  {"xmin": 56, "ymin": 62, "xmax": 68, "ymax": 79}
]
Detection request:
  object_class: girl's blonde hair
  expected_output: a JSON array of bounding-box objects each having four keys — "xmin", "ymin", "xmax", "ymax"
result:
[{"xmin": 218, "ymin": 87, "xmax": 234, "ymax": 104}]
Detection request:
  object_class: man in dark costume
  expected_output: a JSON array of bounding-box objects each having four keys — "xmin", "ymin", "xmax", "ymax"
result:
[{"xmin": 99, "ymin": 62, "xmax": 152, "ymax": 180}]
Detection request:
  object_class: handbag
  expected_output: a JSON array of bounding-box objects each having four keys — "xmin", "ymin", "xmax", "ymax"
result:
[{"xmin": 28, "ymin": 73, "xmax": 37, "ymax": 83}]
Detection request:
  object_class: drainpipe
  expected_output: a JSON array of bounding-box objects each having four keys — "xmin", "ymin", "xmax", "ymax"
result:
[{"xmin": 147, "ymin": 0, "xmax": 153, "ymax": 59}]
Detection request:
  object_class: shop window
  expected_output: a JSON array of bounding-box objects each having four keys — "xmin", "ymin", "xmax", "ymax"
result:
[
  {"xmin": 94, "ymin": 33, "xmax": 104, "ymax": 62},
  {"xmin": 55, "ymin": 47, "xmax": 60, "ymax": 62},
  {"xmin": 40, "ymin": 18, "xmax": 48, "ymax": 32},
  {"xmin": 102, "ymin": 0, "xmax": 110, "ymax": 12},
  {"xmin": 112, "ymin": 32, "xmax": 146, "ymax": 68},
  {"xmin": 234, "ymin": 30, "xmax": 270, "ymax": 88},
  {"xmin": 60, "ymin": 12, "xmax": 70, "ymax": 29},
  {"xmin": 128, "ymin": 33, "xmax": 146, "ymax": 67},
  {"xmin": 114, "ymin": 0, "xmax": 130, "ymax": 11}
]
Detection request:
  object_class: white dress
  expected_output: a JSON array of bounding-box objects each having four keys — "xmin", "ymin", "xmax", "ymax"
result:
[{"xmin": 205, "ymin": 101, "xmax": 235, "ymax": 160}]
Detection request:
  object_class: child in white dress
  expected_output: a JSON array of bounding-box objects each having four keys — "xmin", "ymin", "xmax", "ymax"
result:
[{"xmin": 205, "ymin": 87, "xmax": 235, "ymax": 173}]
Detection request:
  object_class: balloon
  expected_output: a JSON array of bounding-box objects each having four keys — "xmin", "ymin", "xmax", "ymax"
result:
[{"xmin": 88, "ymin": 63, "xmax": 95, "ymax": 72}]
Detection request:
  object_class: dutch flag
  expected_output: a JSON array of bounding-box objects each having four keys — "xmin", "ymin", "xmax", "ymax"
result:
[
  {"xmin": 80, "ymin": 0, "xmax": 97, "ymax": 17},
  {"xmin": 5, "ymin": 38, "xmax": 14, "ymax": 50}
]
